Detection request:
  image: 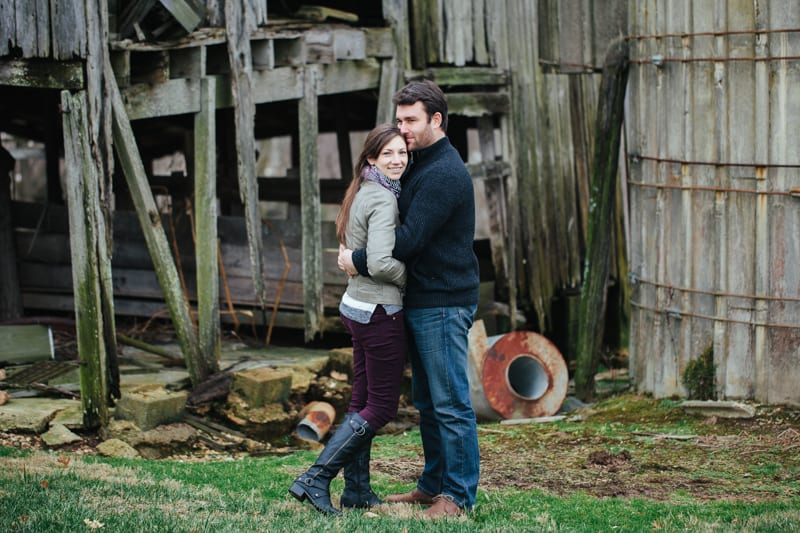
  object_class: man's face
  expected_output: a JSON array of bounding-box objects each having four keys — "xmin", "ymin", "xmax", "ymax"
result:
[{"xmin": 395, "ymin": 101, "xmax": 440, "ymax": 151}]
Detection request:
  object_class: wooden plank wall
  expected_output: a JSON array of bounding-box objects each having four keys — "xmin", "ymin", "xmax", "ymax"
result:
[
  {"xmin": 502, "ymin": 0, "xmax": 625, "ymax": 334},
  {"xmin": 12, "ymin": 202, "xmax": 345, "ymax": 326},
  {"xmin": 627, "ymin": 0, "xmax": 800, "ymax": 405},
  {"xmin": 0, "ymin": 0, "xmax": 87, "ymax": 59}
]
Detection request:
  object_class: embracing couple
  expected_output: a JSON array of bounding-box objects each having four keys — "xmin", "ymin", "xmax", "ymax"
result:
[{"xmin": 289, "ymin": 79, "xmax": 480, "ymax": 520}]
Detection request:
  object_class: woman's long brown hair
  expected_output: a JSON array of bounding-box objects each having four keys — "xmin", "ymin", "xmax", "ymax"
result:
[{"xmin": 335, "ymin": 124, "xmax": 404, "ymax": 244}]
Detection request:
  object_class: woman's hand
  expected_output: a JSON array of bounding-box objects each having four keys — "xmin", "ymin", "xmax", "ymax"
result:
[{"xmin": 338, "ymin": 244, "xmax": 358, "ymax": 277}]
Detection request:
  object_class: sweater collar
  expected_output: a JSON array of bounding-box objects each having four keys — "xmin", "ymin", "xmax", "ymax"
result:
[{"xmin": 413, "ymin": 136, "xmax": 449, "ymax": 162}]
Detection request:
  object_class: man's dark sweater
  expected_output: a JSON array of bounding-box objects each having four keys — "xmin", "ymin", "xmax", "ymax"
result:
[{"xmin": 353, "ymin": 136, "xmax": 479, "ymax": 308}]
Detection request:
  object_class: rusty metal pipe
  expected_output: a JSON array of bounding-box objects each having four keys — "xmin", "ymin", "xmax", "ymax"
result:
[
  {"xmin": 295, "ymin": 401, "xmax": 336, "ymax": 442},
  {"xmin": 468, "ymin": 320, "xmax": 568, "ymax": 421}
]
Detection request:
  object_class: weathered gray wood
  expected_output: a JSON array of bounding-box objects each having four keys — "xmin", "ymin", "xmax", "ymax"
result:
[
  {"xmin": 61, "ymin": 90, "xmax": 109, "ymax": 428},
  {"xmin": 158, "ymin": 0, "xmax": 203, "ymax": 33},
  {"xmin": 14, "ymin": 0, "xmax": 36, "ymax": 57},
  {"xmin": 376, "ymin": 58, "xmax": 399, "ymax": 125},
  {"xmin": 50, "ymin": 0, "xmax": 87, "ymax": 60},
  {"xmin": 120, "ymin": 60, "xmax": 382, "ymax": 119},
  {"xmin": 332, "ymin": 28, "xmax": 366, "ymax": 60},
  {"xmin": 383, "ymin": 0, "xmax": 409, "ymax": 66},
  {"xmin": 0, "ymin": 0, "xmax": 14, "ymax": 56},
  {"xmin": 472, "ymin": 0, "xmax": 488, "ymax": 65},
  {"xmin": 107, "ymin": 70, "xmax": 207, "ymax": 386},
  {"xmin": 405, "ymin": 66, "xmax": 507, "ymax": 86},
  {"xmin": 86, "ymin": 0, "xmax": 121, "ymax": 402},
  {"xmin": 34, "ymin": 0, "xmax": 50, "ymax": 57},
  {"xmin": 0, "ymin": 147, "xmax": 22, "ymax": 320},
  {"xmin": 411, "ymin": 0, "xmax": 442, "ymax": 68},
  {"xmin": 0, "ymin": 59, "xmax": 84, "ymax": 89},
  {"xmin": 317, "ymin": 58, "xmax": 381, "ymax": 93},
  {"xmin": 299, "ymin": 65, "xmax": 323, "ymax": 341},
  {"xmin": 0, "ymin": 325, "xmax": 53, "ymax": 363},
  {"xmin": 205, "ymin": 0, "xmax": 223, "ymax": 26},
  {"xmin": 478, "ymin": 116, "xmax": 509, "ymax": 304},
  {"xmin": 225, "ymin": 0, "xmax": 268, "ymax": 315},
  {"xmin": 446, "ymin": 92, "xmax": 509, "ymax": 116},
  {"xmin": 364, "ymin": 27, "xmax": 394, "ymax": 58},
  {"xmin": 443, "ymin": 0, "xmax": 471, "ymax": 66},
  {"xmin": 574, "ymin": 39, "xmax": 629, "ymax": 401},
  {"xmin": 194, "ymin": 76, "xmax": 221, "ymax": 367}
]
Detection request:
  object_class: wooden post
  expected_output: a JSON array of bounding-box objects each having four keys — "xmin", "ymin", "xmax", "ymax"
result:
[
  {"xmin": 106, "ymin": 63, "xmax": 208, "ymax": 386},
  {"xmin": 0, "ymin": 146, "xmax": 22, "ymax": 320},
  {"xmin": 376, "ymin": 0, "xmax": 408, "ymax": 125},
  {"xmin": 574, "ymin": 39, "xmax": 629, "ymax": 401},
  {"xmin": 225, "ymin": 0, "xmax": 269, "ymax": 319},
  {"xmin": 61, "ymin": 90, "xmax": 108, "ymax": 428},
  {"xmin": 299, "ymin": 65, "xmax": 323, "ymax": 341},
  {"xmin": 194, "ymin": 76, "xmax": 221, "ymax": 368}
]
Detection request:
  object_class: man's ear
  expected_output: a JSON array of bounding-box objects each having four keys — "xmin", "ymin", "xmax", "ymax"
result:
[{"xmin": 431, "ymin": 112, "xmax": 443, "ymax": 129}]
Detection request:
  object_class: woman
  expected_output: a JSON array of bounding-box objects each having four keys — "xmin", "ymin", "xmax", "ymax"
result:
[{"xmin": 289, "ymin": 124, "xmax": 408, "ymax": 515}]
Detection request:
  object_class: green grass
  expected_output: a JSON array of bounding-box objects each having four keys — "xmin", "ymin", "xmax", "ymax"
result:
[
  {"xmin": 2, "ymin": 394, "xmax": 799, "ymax": 532},
  {"xmin": 2, "ymin": 445, "xmax": 797, "ymax": 533}
]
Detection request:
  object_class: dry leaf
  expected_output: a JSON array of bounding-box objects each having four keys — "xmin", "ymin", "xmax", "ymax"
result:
[
  {"xmin": 58, "ymin": 456, "xmax": 72, "ymax": 467},
  {"xmin": 84, "ymin": 518, "xmax": 105, "ymax": 529},
  {"xmin": 39, "ymin": 480, "xmax": 49, "ymax": 489}
]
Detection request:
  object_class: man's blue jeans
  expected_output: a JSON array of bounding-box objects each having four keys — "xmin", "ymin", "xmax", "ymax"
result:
[{"xmin": 405, "ymin": 305, "xmax": 479, "ymax": 509}]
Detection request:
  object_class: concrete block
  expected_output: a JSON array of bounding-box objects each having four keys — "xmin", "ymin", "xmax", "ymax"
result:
[
  {"xmin": 231, "ymin": 367, "xmax": 292, "ymax": 408},
  {"xmin": 114, "ymin": 385, "xmax": 188, "ymax": 430}
]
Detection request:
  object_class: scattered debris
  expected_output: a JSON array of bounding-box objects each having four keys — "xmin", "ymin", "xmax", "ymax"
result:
[
  {"xmin": 499, "ymin": 415, "xmax": 566, "ymax": 425},
  {"xmin": 631, "ymin": 431, "xmax": 697, "ymax": 441}
]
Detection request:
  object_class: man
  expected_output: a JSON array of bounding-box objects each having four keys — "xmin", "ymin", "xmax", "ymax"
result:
[{"xmin": 338, "ymin": 79, "xmax": 480, "ymax": 518}]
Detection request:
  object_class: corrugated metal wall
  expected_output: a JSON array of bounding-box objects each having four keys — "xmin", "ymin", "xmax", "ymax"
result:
[{"xmin": 627, "ymin": 1, "xmax": 800, "ymax": 404}]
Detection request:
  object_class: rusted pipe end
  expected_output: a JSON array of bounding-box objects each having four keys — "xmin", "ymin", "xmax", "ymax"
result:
[
  {"xmin": 295, "ymin": 401, "xmax": 336, "ymax": 442},
  {"xmin": 480, "ymin": 331, "xmax": 568, "ymax": 420}
]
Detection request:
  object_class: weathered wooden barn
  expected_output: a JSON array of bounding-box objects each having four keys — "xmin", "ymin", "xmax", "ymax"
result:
[
  {"xmin": 1, "ymin": 0, "xmax": 634, "ymax": 426},
  {"xmin": 627, "ymin": 1, "xmax": 800, "ymax": 406},
  {"xmin": 4, "ymin": 1, "xmax": 796, "ymax": 425}
]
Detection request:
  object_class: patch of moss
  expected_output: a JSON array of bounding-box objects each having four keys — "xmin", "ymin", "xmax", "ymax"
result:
[{"xmin": 682, "ymin": 345, "xmax": 717, "ymax": 400}]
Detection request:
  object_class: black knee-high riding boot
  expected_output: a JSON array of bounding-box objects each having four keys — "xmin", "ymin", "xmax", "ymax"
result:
[
  {"xmin": 289, "ymin": 412, "xmax": 375, "ymax": 515},
  {"xmin": 340, "ymin": 434, "xmax": 382, "ymax": 509}
]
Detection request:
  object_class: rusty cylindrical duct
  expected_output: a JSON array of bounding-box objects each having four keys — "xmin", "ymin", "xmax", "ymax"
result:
[
  {"xmin": 295, "ymin": 401, "xmax": 336, "ymax": 441},
  {"xmin": 467, "ymin": 320, "xmax": 568, "ymax": 421}
]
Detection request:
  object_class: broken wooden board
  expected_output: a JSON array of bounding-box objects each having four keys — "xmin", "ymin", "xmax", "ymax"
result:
[
  {"xmin": 0, "ymin": 325, "xmax": 54, "ymax": 364},
  {"xmin": 681, "ymin": 400, "xmax": 757, "ymax": 419}
]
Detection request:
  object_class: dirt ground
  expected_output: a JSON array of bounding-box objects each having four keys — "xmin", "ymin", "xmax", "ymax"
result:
[
  {"xmin": 372, "ymin": 396, "xmax": 800, "ymax": 502},
  {"xmin": 3, "ymin": 394, "xmax": 798, "ymax": 503}
]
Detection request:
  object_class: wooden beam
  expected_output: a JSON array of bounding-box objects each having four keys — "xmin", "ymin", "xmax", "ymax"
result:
[
  {"xmin": 574, "ymin": 39, "xmax": 629, "ymax": 401},
  {"xmin": 120, "ymin": 60, "xmax": 381, "ymax": 119},
  {"xmin": 376, "ymin": 58, "xmax": 400, "ymax": 125},
  {"xmin": 0, "ymin": 147, "xmax": 21, "ymax": 320},
  {"xmin": 225, "ymin": 0, "xmax": 268, "ymax": 316},
  {"xmin": 0, "ymin": 59, "xmax": 84, "ymax": 89},
  {"xmin": 299, "ymin": 65, "xmax": 323, "ymax": 341},
  {"xmin": 404, "ymin": 67, "xmax": 508, "ymax": 87},
  {"xmin": 61, "ymin": 90, "xmax": 109, "ymax": 428},
  {"xmin": 194, "ymin": 76, "xmax": 221, "ymax": 368},
  {"xmin": 158, "ymin": 0, "xmax": 203, "ymax": 33},
  {"xmin": 446, "ymin": 92, "xmax": 510, "ymax": 117},
  {"xmin": 106, "ymin": 63, "xmax": 207, "ymax": 386}
]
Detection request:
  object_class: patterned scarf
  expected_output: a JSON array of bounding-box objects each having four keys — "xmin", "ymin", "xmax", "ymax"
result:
[{"xmin": 362, "ymin": 164, "xmax": 402, "ymax": 198}]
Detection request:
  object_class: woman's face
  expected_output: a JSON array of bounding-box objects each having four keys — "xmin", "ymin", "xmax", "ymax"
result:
[{"xmin": 368, "ymin": 135, "xmax": 408, "ymax": 180}]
